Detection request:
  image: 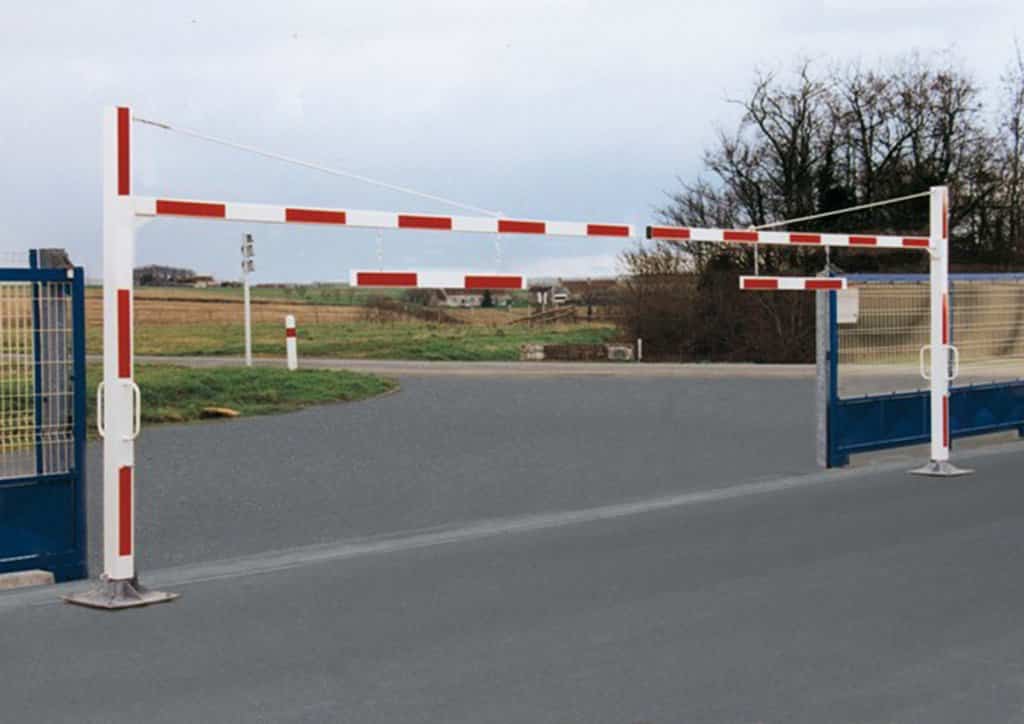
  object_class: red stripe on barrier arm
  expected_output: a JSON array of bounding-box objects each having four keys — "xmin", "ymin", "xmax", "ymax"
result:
[
  {"xmin": 943, "ymin": 395, "xmax": 950, "ymax": 448},
  {"xmin": 118, "ymin": 466, "xmax": 132, "ymax": 556},
  {"xmin": 724, "ymin": 230, "xmax": 759, "ymax": 243},
  {"xmin": 398, "ymin": 214, "xmax": 452, "ymax": 230},
  {"xmin": 902, "ymin": 237, "xmax": 930, "ymax": 248},
  {"xmin": 355, "ymin": 271, "xmax": 418, "ymax": 287},
  {"xmin": 117, "ymin": 289, "xmax": 131, "ymax": 378},
  {"xmin": 587, "ymin": 224, "xmax": 630, "ymax": 237},
  {"xmin": 498, "ymin": 219, "xmax": 545, "ymax": 234},
  {"xmin": 741, "ymin": 278, "xmax": 779, "ymax": 290},
  {"xmin": 805, "ymin": 279, "xmax": 844, "ymax": 290},
  {"xmin": 285, "ymin": 327, "xmax": 297, "ymax": 338},
  {"xmin": 849, "ymin": 236, "xmax": 878, "ymax": 246},
  {"xmin": 285, "ymin": 208, "xmax": 347, "ymax": 224},
  {"xmin": 155, "ymin": 200, "xmax": 227, "ymax": 218},
  {"xmin": 464, "ymin": 275, "xmax": 523, "ymax": 290},
  {"xmin": 117, "ymin": 107, "xmax": 131, "ymax": 196},
  {"xmin": 790, "ymin": 233, "xmax": 821, "ymax": 244},
  {"xmin": 647, "ymin": 226, "xmax": 691, "ymax": 240}
]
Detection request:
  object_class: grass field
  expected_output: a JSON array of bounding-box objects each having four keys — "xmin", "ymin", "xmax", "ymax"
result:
[
  {"xmin": 87, "ymin": 321, "xmax": 617, "ymax": 361},
  {"xmin": 86, "ymin": 288, "xmax": 548, "ymax": 326},
  {"xmin": 88, "ymin": 284, "xmax": 531, "ymax": 307},
  {"xmin": 85, "ymin": 364, "xmax": 395, "ymax": 427}
]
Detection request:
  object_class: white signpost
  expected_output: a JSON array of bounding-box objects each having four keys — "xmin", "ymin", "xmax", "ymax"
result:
[{"xmin": 242, "ymin": 233, "xmax": 254, "ymax": 367}]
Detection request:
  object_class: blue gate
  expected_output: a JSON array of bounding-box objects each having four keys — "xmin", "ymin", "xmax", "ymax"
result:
[
  {"xmin": 824, "ymin": 274, "xmax": 1024, "ymax": 467},
  {"xmin": 0, "ymin": 251, "xmax": 87, "ymax": 582}
]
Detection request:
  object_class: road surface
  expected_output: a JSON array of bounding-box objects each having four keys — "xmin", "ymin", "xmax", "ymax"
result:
[{"xmin": 3, "ymin": 369, "xmax": 1023, "ymax": 722}]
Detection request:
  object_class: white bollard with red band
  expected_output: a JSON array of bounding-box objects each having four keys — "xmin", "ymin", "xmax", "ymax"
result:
[{"xmin": 285, "ymin": 315, "xmax": 298, "ymax": 371}]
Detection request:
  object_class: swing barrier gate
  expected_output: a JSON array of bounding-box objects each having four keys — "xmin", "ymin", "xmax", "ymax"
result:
[
  {"xmin": 70, "ymin": 104, "xmax": 969, "ymax": 609},
  {"xmin": 819, "ymin": 274, "xmax": 1024, "ymax": 467},
  {"xmin": 0, "ymin": 250, "xmax": 87, "ymax": 583}
]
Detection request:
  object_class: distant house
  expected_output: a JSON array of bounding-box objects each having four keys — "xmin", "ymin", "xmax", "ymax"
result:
[
  {"xmin": 134, "ymin": 265, "xmax": 218, "ymax": 288},
  {"xmin": 134, "ymin": 265, "xmax": 196, "ymax": 286},
  {"xmin": 437, "ymin": 289, "xmax": 512, "ymax": 308},
  {"xmin": 528, "ymin": 284, "xmax": 569, "ymax": 307}
]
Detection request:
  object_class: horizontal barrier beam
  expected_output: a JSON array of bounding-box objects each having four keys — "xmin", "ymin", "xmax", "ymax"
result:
[
  {"xmin": 740, "ymin": 276, "xmax": 847, "ymax": 291},
  {"xmin": 647, "ymin": 225, "xmax": 929, "ymax": 251},
  {"xmin": 134, "ymin": 197, "xmax": 633, "ymax": 239},
  {"xmin": 350, "ymin": 270, "xmax": 525, "ymax": 289}
]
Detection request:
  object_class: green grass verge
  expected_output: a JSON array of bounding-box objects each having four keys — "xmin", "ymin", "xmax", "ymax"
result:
[
  {"xmin": 88, "ymin": 321, "xmax": 617, "ymax": 361},
  {"xmin": 86, "ymin": 364, "xmax": 395, "ymax": 427}
]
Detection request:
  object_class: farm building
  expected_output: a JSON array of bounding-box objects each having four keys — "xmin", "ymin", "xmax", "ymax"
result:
[{"xmin": 437, "ymin": 288, "xmax": 513, "ymax": 308}]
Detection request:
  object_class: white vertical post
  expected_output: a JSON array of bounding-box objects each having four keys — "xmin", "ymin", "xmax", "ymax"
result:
[
  {"xmin": 913, "ymin": 185, "xmax": 969, "ymax": 476},
  {"xmin": 637, "ymin": 338, "xmax": 643, "ymax": 361},
  {"xmin": 929, "ymin": 185, "xmax": 950, "ymax": 464},
  {"xmin": 66, "ymin": 106, "xmax": 177, "ymax": 608},
  {"xmin": 241, "ymin": 234, "xmax": 253, "ymax": 367},
  {"xmin": 101, "ymin": 106, "xmax": 137, "ymax": 584},
  {"xmin": 285, "ymin": 315, "xmax": 298, "ymax": 370}
]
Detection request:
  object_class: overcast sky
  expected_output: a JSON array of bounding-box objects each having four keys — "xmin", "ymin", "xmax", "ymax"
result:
[{"xmin": 2, "ymin": 1, "xmax": 1022, "ymax": 282}]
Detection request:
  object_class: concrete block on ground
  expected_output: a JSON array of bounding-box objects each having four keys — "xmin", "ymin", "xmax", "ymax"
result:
[
  {"xmin": 520, "ymin": 343, "xmax": 546, "ymax": 361},
  {"xmin": 606, "ymin": 344, "xmax": 635, "ymax": 361},
  {"xmin": 0, "ymin": 570, "xmax": 55, "ymax": 591}
]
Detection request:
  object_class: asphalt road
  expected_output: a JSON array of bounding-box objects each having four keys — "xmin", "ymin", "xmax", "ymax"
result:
[
  {"xmin": 3, "ymin": 370, "xmax": 1024, "ymax": 722},
  {"xmin": 84, "ymin": 374, "xmax": 820, "ymax": 573}
]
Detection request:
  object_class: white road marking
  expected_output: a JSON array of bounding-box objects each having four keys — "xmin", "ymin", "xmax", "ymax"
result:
[{"xmin": 4, "ymin": 440, "xmax": 1020, "ymax": 612}]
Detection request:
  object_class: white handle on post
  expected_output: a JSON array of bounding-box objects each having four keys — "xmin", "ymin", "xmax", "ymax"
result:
[
  {"xmin": 96, "ymin": 382, "xmax": 106, "ymax": 438},
  {"xmin": 128, "ymin": 382, "xmax": 142, "ymax": 441},
  {"xmin": 921, "ymin": 343, "xmax": 959, "ymax": 382}
]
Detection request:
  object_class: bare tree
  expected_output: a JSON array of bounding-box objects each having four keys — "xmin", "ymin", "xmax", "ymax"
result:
[
  {"xmin": 999, "ymin": 41, "xmax": 1024, "ymax": 260},
  {"xmin": 621, "ymin": 51, "xmax": 1022, "ymax": 362}
]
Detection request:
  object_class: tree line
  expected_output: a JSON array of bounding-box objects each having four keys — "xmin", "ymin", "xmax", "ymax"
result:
[{"xmin": 620, "ymin": 50, "xmax": 1024, "ymax": 362}]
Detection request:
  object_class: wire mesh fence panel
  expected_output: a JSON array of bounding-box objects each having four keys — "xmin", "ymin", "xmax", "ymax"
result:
[
  {"xmin": 0, "ymin": 280, "xmax": 76, "ymax": 480},
  {"xmin": 950, "ymin": 279, "xmax": 1024, "ymax": 386},
  {"xmin": 837, "ymin": 277, "xmax": 1024, "ymax": 398},
  {"xmin": 837, "ymin": 281, "xmax": 930, "ymax": 397},
  {"xmin": 0, "ymin": 281, "xmax": 36, "ymax": 478}
]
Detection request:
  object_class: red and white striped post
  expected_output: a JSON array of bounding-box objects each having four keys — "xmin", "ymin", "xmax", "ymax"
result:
[
  {"xmin": 65, "ymin": 107, "xmax": 177, "ymax": 609},
  {"xmin": 913, "ymin": 185, "xmax": 969, "ymax": 475},
  {"xmin": 285, "ymin": 315, "xmax": 298, "ymax": 370}
]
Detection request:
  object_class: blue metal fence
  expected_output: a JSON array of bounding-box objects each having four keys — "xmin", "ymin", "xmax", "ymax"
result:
[
  {"xmin": 826, "ymin": 274, "xmax": 1024, "ymax": 467},
  {"xmin": 0, "ymin": 252, "xmax": 87, "ymax": 582}
]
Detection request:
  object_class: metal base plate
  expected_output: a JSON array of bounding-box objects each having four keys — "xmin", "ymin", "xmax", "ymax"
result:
[
  {"xmin": 909, "ymin": 460, "xmax": 974, "ymax": 477},
  {"xmin": 64, "ymin": 577, "xmax": 178, "ymax": 610}
]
